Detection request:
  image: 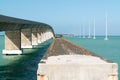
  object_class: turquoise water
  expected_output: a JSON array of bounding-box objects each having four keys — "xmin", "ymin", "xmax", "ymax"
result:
[
  {"xmin": 64, "ymin": 36, "xmax": 120, "ymax": 79},
  {"xmin": 0, "ymin": 35, "xmax": 120, "ymax": 79},
  {"xmin": 0, "ymin": 35, "xmax": 52, "ymax": 80}
]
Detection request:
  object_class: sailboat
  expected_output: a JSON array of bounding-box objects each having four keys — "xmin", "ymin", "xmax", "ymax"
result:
[
  {"xmin": 88, "ymin": 20, "xmax": 91, "ymax": 38},
  {"xmin": 104, "ymin": 13, "xmax": 109, "ymax": 40},
  {"xmin": 93, "ymin": 17, "xmax": 96, "ymax": 39}
]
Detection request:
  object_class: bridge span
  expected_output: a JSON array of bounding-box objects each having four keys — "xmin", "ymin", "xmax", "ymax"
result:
[{"xmin": 0, "ymin": 15, "xmax": 54, "ymax": 54}]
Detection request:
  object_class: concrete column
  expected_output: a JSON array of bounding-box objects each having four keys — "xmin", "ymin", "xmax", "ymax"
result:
[
  {"xmin": 21, "ymin": 28, "xmax": 32, "ymax": 48},
  {"xmin": 49, "ymin": 32, "xmax": 54, "ymax": 39},
  {"xmin": 46, "ymin": 31, "xmax": 52, "ymax": 40},
  {"xmin": 41, "ymin": 32, "xmax": 45, "ymax": 43},
  {"xmin": 32, "ymin": 28, "xmax": 38, "ymax": 45},
  {"xmin": 37, "ymin": 28, "xmax": 54, "ymax": 44},
  {"xmin": 46, "ymin": 31, "xmax": 49, "ymax": 40},
  {"xmin": 41, "ymin": 28, "xmax": 46, "ymax": 43},
  {"xmin": 44, "ymin": 31, "xmax": 54, "ymax": 40},
  {"xmin": 2, "ymin": 30, "xmax": 22, "ymax": 54},
  {"xmin": 37, "ymin": 29, "xmax": 42, "ymax": 44},
  {"xmin": 44, "ymin": 32, "xmax": 48, "ymax": 40}
]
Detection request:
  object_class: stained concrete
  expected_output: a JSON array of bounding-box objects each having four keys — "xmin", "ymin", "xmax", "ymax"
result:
[
  {"xmin": 43, "ymin": 38, "xmax": 97, "ymax": 59},
  {"xmin": 38, "ymin": 55, "xmax": 118, "ymax": 80},
  {"xmin": 32, "ymin": 28, "xmax": 38, "ymax": 45},
  {"xmin": 21, "ymin": 28, "xmax": 32, "ymax": 48},
  {"xmin": 2, "ymin": 30, "xmax": 22, "ymax": 54}
]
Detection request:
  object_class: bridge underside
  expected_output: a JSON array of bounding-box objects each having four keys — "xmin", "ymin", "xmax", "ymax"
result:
[{"xmin": 0, "ymin": 15, "xmax": 54, "ymax": 54}]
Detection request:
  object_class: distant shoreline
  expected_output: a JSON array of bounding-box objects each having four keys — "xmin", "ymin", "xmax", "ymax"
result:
[
  {"xmin": 0, "ymin": 34, "xmax": 120, "ymax": 37},
  {"xmin": 63, "ymin": 35, "xmax": 120, "ymax": 37}
]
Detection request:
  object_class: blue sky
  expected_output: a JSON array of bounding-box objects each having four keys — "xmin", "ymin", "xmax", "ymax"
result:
[{"xmin": 0, "ymin": 0, "xmax": 120, "ymax": 35}]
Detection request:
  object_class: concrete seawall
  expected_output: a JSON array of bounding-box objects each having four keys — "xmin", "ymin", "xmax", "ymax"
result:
[{"xmin": 37, "ymin": 38, "xmax": 118, "ymax": 80}]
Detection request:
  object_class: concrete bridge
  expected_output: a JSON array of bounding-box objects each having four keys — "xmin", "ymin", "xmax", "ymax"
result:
[{"xmin": 0, "ymin": 15, "xmax": 54, "ymax": 54}]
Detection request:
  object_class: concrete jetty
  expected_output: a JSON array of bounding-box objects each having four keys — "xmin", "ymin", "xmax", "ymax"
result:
[{"xmin": 37, "ymin": 38, "xmax": 118, "ymax": 80}]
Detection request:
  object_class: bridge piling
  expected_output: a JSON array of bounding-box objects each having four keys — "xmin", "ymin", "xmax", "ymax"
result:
[
  {"xmin": 41, "ymin": 32, "xmax": 45, "ymax": 43},
  {"xmin": 2, "ymin": 30, "xmax": 22, "ymax": 54},
  {"xmin": 32, "ymin": 28, "xmax": 38, "ymax": 45},
  {"xmin": 37, "ymin": 29, "xmax": 42, "ymax": 44},
  {"xmin": 21, "ymin": 28, "xmax": 32, "ymax": 48}
]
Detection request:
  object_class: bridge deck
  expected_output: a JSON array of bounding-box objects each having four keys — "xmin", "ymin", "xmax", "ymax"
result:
[
  {"xmin": 0, "ymin": 15, "xmax": 53, "ymax": 31},
  {"xmin": 43, "ymin": 38, "xmax": 97, "ymax": 59}
]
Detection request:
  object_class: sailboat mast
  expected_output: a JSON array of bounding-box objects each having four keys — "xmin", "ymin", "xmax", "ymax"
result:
[
  {"xmin": 104, "ymin": 13, "xmax": 108, "ymax": 40},
  {"xmin": 88, "ymin": 20, "xmax": 91, "ymax": 38},
  {"xmin": 93, "ymin": 17, "xmax": 96, "ymax": 39},
  {"xmin": 106, "ymin": 14, "xmax": 107, "ymax": 38}
]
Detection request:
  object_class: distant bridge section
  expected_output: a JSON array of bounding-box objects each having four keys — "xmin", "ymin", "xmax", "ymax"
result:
[{"xmin": 0, "ymin": 15, "xmax": 54, "ymax": 54}]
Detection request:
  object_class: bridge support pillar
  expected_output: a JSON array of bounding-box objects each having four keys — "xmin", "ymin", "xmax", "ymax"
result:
[
  {"xmin": 2, "ymin": 30, "xmax": 22, "ymax": 54},
  {"xmin": 32, "ymin": 28, "xmax": 38, "ymax": 45},
  {"xmin": 41, "ymin": 32, "xmax": 45, "ymax": 43},
  {"xmin": 21, "ymin": 29, "xmax": 32, "ymax": 48},
  {"xmin": 37, "ymin": 30, "xmax": 54, "ymax": 44},
  {"xmin": 37, "ymin": 28, "xmax": 54, "ymax": 44},
  {"xmin": 42, "ymin": 31, "xmax": 53, "ymax": 42},
  {"xmin": 37, "ymin": 29, "xmax": 42, "ymax": 44},
  {"xmin": 45, "ymin": 31, "xmax": 54, "ymax": 40}
]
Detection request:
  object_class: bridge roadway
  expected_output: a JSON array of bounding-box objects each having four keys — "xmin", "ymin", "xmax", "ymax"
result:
[
  {"xmin": 43, "ymin": 38, "xmax": 96, "ymax": 59},
  {"xmin": 0, "ymin": 15, "xmax": 54, "ymax": 54}
]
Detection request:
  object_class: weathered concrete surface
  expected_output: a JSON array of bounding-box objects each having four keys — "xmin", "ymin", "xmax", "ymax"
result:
[
  {"xmin": 38, "ymin": 55, "xmax": 118, "ymax": 80},
  {"xmin": 37, "ymin": 29, "xmax": 42, "ymax": 43},
  {"xmin": 21, "ymin": 28, "xmax": 32, "ymax": 48},
  {"xmin": 2, "ymin": 30, "xmax": 22, "ymax": 54},
  {"xmin": 37, "ymin": 38, "xmax": 118, "ymax": 80},
  {"xmin": 43, "ymin": 38, "xmax": 97, "ymax": 59},
  {"xmin": 45, "ymin": 55, "xmax": 108, "ymax": 64},
  {"xmin": 32, "ymin": 28, "xmax": 38, "ymax": 45}
]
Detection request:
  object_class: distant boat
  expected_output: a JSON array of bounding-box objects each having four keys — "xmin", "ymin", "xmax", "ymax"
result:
[
  {"xmin": 104, "ymin": 13, "xmax": 109, "ymax": 40},
  {"xmin": 93, "ymin": 17, "xmax": 96, "ymax": 39},
  {"xmin": 88, "ymin": 20, "xmax": 91, "ymax": 38}
]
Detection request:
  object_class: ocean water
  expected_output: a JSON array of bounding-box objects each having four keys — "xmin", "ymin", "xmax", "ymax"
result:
[
  {"xmin": 64, "ymin": 36, "xmax": 120, "ymax": 79},
  {"xmin": 0, "ymin": 35, "xmax": 52, "ymax": 80},
  {"xmin": 0, "ymin": 35, "xmax": 120, "ymax": 80}
]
